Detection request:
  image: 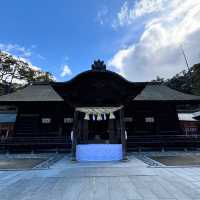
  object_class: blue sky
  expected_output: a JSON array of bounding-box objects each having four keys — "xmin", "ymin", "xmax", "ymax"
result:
[
  {"xmin": 0, "ymin": 0, "xmax": 200, "ymax": 81},
  {"xmin": 0, "ymin": 0, "xmax": 126, "ymax": 80}
]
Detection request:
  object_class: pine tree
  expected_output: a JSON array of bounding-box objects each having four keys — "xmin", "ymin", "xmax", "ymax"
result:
[{"xmin": 0, "ymin": 51, "xmax": 54, "ymax": 94}]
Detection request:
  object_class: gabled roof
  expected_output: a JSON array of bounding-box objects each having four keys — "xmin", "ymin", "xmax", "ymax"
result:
[
  {"xmin": 134, "ymin": 84, "xmax": 200, "ymax": 101},
  {"xmin": 0, "ymin": 84, "xmax": 63, "ymax": 102},
  {"xmin": 0, "ymin": 82, "xmax": 200, "ymax": 103}
]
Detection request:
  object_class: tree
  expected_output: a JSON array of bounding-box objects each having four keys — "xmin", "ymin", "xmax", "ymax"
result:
[
  {"xmin": 0, "ymin": 51, "xmax": 54, "ymax": 94},
  {"xmin": 191, "ymin": 63, "xmax": 200, "ymax": 95},
  {"xmin": 150, "ymin": 63, "xmax": 200, "ymax": 96},
  {"xmin": 166, "ymin": 70, "xmax": 192, "ymax": 94},
  {"xmin": 151, "ymin": 76, "xmax": 165, "ymax": 83}
]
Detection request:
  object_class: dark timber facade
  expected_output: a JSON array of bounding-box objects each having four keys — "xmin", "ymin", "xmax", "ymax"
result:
[{"xmin": 0, "ymin": 61, "xmax": 200, "ymax": 157}]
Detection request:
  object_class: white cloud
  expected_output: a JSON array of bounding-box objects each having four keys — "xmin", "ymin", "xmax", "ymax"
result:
[
  {"xmin": 134, "ymin": 0, "xmax": 164, "ymax": 17},
  {"xmin": 0, "ymin": 43, "xmax": 32, "ymax": 58},
  {"xmin": 60, "ymin": 64, "xmax": 72, "ymax": 77},
  {"xmin": 113, "ymin": 0, "xmax": 165, "ymax": 28},
  {"xmin": 0, "ymin": 43, "xmax": 47, "ymax": 74},
  {"xmin": 97, "ymin": 6, "xmax": 109, "ymax": 25},
  {"xmin": 37, "ymin": 54, "xmax": 46, "ymax": 60},
  {"xmin": 0, "ymin": 43, "xmax": 46, "ymax": 61},
  {"xmin": 109, "ymin": 0, "xmax": 200, "ymax": 81}
]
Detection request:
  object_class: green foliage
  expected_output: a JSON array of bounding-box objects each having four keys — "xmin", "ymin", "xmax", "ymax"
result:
[
  {"xmin": 191, "ymin": 63, "xmax": 200, "ymax": 95},
  {"xmin": 0, "ymin": 51, "xmax": 54, "ymax": 94},
  {"xmin": 166, "ymin": 70, "xmax": 192, "ymax": 94},
  {"xmin": 151, "ymin": 63, "xmax": 200, "ymax": 96},
  {"xmin": 166, "ymin": 64, "xmax": 200, "ymax": 95},
  {"xmin": 0, "ymin": 84, "xmax": 3, "ymax": 95}
]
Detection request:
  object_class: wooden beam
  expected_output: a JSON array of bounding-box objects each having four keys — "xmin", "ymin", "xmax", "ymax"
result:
[
  {"xmin": 108, "ymin": 119, "xmax": 115, "ymax": 144},
  {"xmin": 83, "ymin": 120, "xmax": 88, "ymax": 144}
]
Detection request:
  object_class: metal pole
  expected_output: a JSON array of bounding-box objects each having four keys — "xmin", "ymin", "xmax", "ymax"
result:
[{"xmin": 180, "ymin": 45, "xmax": 192, "ymax": 78}]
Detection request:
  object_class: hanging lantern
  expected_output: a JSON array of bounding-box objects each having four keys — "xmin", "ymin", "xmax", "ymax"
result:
[
  {"xmin": 97, "ymin": 113, "xmax": 102, "ymax": 121},
  {"xmin": 110, "ymin": 112, "xmax": 115, "ymax": 119},
  {"xmin": 84, "ymin": 113, "xmax": 90, "ymax": 120},
  {"xmin": 103, "ymin": 113, "xmax": 106, "ymax": 120}
]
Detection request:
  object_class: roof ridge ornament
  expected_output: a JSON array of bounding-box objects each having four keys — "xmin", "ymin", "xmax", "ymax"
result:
[{"xmin": 91, "ymin": 59, "xmax": 106, "ymax": 71}]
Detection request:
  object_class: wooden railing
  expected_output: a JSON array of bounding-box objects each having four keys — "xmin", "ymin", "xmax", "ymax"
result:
[
  {"xmin": 0, "ymin": 134, "xmax": 200, "ymax": 151},
  {"xmin": 127, "ymin": 134, "xmax": 200, "ymax": 150},
  {"xmin": 0, "ymin": 136, "xmax": 71, "ymax": 148}
]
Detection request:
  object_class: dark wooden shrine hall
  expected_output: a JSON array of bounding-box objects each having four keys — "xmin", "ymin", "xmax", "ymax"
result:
[{"xmin": 0, "ymin": 60, "xmax": 200, "ymax": 160}]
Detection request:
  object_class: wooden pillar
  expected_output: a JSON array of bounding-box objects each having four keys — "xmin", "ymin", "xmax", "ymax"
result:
[
  {"xmin": 155, "ymin": 109, "xmax": 160, "ymax": 135},
  {"xmin": 173, "ymin": 104, "xmax": 182, "ymax": 134},
  {"xmin": 58, "ymin": 125, "xmax": 62, "ymax": 136},
  {"xmin": 71, "ymin": 110, "xmax": 78, "ymax": 161},
  {"xmin": 56, "ymin": 103, "xmax": 63, "ymax": 137},
  {"xmin": 83, "ymin": 120, "xmax": 88, "ymax": 144},
  {"xmin": 108, "ymin": 119, "xmax": 115, "ymax": 144},
  {"xmin": 120, "ymin": 108, "xmax": 128, "ymax": 161},
  {"xmin": 116, "ymin": 120, "xmax": 121, "ymax": 142}
]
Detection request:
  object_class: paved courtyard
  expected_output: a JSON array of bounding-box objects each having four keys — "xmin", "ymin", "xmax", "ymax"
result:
[{"xmin": 1, "ymin": 154, "xmax": 200, "ymax": 200}]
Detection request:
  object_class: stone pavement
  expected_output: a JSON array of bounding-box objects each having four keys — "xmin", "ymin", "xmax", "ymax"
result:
[{"xmin": 0, "ymin": 154, "xmax": 200, "ymax": 200}]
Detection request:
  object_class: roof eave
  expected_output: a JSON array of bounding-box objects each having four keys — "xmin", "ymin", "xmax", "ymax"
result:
[{"xmin": 133, "ymin": 99, "xmax": 200, "ymax": 103}]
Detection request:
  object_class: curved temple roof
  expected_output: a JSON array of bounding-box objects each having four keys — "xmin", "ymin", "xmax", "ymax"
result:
[
  {"xmin": 134, "ymin": 84, "xmax": 200, "ymax": 102},
  {"xmin": 0, "ymin": 84, "xmax": 63, "ymax": 102},
  {"xmin": 0, "ymin": 62, "xmax": 200, "ymax": 103},
  {"xmin": 0, "ymin": 82, "xmax": 200, "ymax": 103}
]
